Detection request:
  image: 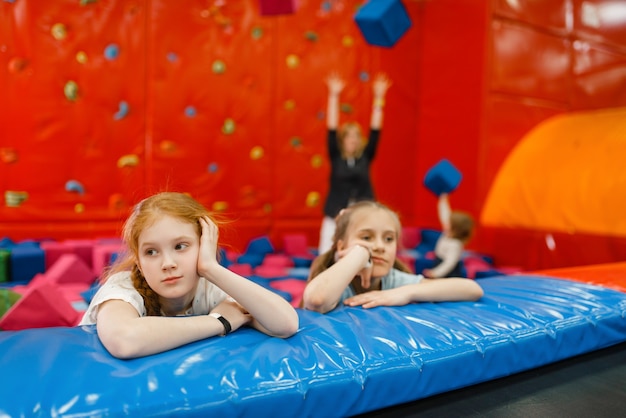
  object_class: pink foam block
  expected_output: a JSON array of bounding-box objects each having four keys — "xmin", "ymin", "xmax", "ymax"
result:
[
  {"xmin": 45, "ymin": 254, "xmax": 96, "ymax": 285},
  {"xmin": 401, "ymin": 227, "xmax": 421, "ymax": 249},
  {"xmin": 254, "ymin": 265, "xmax": 288, "ymax": 278},
  {"xmin": 262, "ymin": 254, "xmax": 294, "ymax": 268},
  {"xmin": 0, "ymin": 280, "xmax": 81, "ymax": 330},
  {"xmin": 283, "ymin": 234, "xmax": 311, "ymax": 257},
  {"xmin": 40, "ymin": 241, "xmax": 73, "ymax": 270},
  {"xmin": 92, "ymin": 243, "xmax": 125, "ymax": 277},
  {"xmin": 229, "ymin": 263, "xmax": 253, "ymax": 276},
  {"xmin": 270, "ymin": 279, "xmax": 306, "ymax": 307},
  {"xmin": 259, "ymin": 0, "xmax": 298, "ymax": 15},
  {"xmin": 463, "ymin": 256, "xmax": 492, "ymax": 279},
  {"xmin": 64, "ymin": 239, "xmax": 95, "ymax": 269}
]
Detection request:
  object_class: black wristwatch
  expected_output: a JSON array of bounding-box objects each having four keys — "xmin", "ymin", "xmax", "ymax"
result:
[{"xmin": 209, "ymin": 312, "xmax": 232, "ymax": 336}]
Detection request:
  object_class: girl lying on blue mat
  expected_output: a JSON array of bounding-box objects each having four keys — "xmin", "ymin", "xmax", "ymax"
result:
[
  {"xmin": 303, "ymin": 200, "xmax": 483, "ymax": 314},
  {"xmin": 80, "ymin": 192, "xmax": 299, "ymax": 359}
]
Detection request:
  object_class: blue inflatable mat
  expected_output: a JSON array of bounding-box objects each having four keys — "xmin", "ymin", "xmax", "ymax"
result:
[{"xmin": 1, "ymin": 275, "xmax": 626, "ymax": 417}]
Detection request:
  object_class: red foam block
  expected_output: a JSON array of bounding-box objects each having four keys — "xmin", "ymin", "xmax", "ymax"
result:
[
  {"xmin": 45, "ymin": 253, "xmax": 96, "ymax": 285},
  {"xmin": 270, "ymin": 279, "xmax": 306, "ymax": 308},
  {"xmin": 0, "ymin": 280, "xmax": 81, "ymax": 330},
  {"xmin": 92, "ymin": 242, "xmax": 125, "ymax": 277},
  {"xmin": 259, "ymin": 0, "xmax": 298, "ymax": 15},
  {"xmin": 262, "ymin": 254, "xmax": 294, "ymax": 268},
  {"xmin": 40, "ymin": 241, "xmax": 72, "ymax": 270},
  {"xmin": 283, "ymin": 233, "xmax": 311, "ymax": 257}
]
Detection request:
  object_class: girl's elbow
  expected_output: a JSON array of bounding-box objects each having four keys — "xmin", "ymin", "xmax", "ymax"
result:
[
  {"xmin": 279, "ymin": 316, "xmax": 300, "ymax": 338},
  {"xmin": 469, "ymin": 284, "xmax": 484, "ymax": 300},
  {"xmin": 302, "ymin": 295, "xmax": 332, "ymax": 314},
  {"xmin": 99, "ymin": 327, "xmax": 143, "ymax": 359}
]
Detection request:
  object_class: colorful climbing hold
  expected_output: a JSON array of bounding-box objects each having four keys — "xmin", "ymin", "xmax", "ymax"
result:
[
  {"xmin": 7, "ymin": 57, "xmax": 27, "ymax": 73},
  {"xmin": 286, "ymin": 54, "xmax": 299, "ymax": 68},
  {"xmin": 212, "ymin": 201, "xmax": 228, "ymax": 212},
  {"xmin": 76, "ymin": 51, "xmax": 88, "ymax": 64},
  {"xmin": 290, "ymin": 137, "xmax": 302, "ymax": 147},
  {"xmin": 222, "ymin": 118, "xmax": 236, "ymax": 135},
  {"xmin": 117, "ymin": 154, "xmax": 139, "ymax": 168},
  {"xmin": 184, "ymin": 106, "xmax": 197, "ymax": 118},
  {"xmin": 0, "ymin": 148, "xmax": 17, "ymax": 164},
  {"xmin": 4, "ymin": 191, "xmax": 28, "ymax": 208},
  {"xmin": 113, "ymin": 101, "xmax": 129, "ymax": 120},
  {"xmin": 64, "ymin": 81, "xmax": 79, "ymax": 101},
  {"xmin": 250, "ymin": 146, "xmax": 264, "ymax": 160},
  {"xmin": 284, "ymin": 100, "xmax": 296, "ymax": 110},
  {"xmin": 65, "ymin": 180, "xmax": 85, "ymax": 195},
  {"xmin": 212, "ymin": 60, "xmax": 226, "ymax": 74},
  {"xmin": 342, "ymin": 35, "xmax": 354, "ymax": 47},
  {"xmin": 104, "ymin": 44, "xmax": 119, "ymax": 60},
  {"xmin": 306, "ymin": 191, "xmax": 320, "ymax": 207},
  {"xmin": 311, "ymin": 155, "xmax": 323, "ymax": 168},
  {"xmin": 251, "ymin": 26, "xmax": 263, "ymax": 40},
  {"xmin": 51, "ymin": 23, "xmax": 67, "ymax": 40}
]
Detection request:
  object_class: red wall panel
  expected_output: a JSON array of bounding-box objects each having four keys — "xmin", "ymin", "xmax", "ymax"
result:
[
  {"xmin": 2, "ymin": 0, "xmax": 626, "ymax": 269},
  {"xmin": 492, "ymin": 0, "xmax": 569, "ymax": 32},
  {"xmin": 571, "ymin": 40, "xmax": 626, "ymax": 109},
  {"xmin": 572, "ymin": 0, "xmax": 626, "ymax": 48},
  {"xmin": 491, "ymin": 20, "xmax": 571, "ymax": 103}
]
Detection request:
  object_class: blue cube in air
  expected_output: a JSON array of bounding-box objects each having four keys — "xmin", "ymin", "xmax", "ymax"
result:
[
  {"xmin": 354, "ymin": 0, "xmax": 412, "ymax": 48},
  {"xmin": 424, "ymin": 159, "xmax": 462, "ymax": 195}
]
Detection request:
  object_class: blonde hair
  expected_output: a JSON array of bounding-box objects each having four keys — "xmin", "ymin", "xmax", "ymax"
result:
[
  {"xmin": 308, "ymin": 200, "xmax": 411, "ymax": 280},
  {"xmin": 450, "ymin": 211, "xmax": 474, "ymax": 243},
  {"xmin": 338, "ymin": 121, "xmax": 366, "ymax": 158},
  {"xmin": 103, "ymin": 192, "xmax": 217, "ymax": 316}
]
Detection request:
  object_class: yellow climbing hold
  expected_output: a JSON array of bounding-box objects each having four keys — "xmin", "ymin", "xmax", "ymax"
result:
[
  {"xmin": 250, "ymin": 146, "xmax": 264, "ymax": 160},
  {"xmin": 306, "ymin": 191, "xmax": 320, "ymax": 207},
  {"xmin": 117, "ymin": 154, "xmax": 139, "ymax": 168},
  {"xmin": 64, "ymin": 81, "xmax": 79, "ymax": 101}
]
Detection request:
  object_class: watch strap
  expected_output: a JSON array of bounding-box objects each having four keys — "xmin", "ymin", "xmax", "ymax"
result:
[{"xmin": 209, "ymin": 312, "xmax": 232, "ymax": 336}]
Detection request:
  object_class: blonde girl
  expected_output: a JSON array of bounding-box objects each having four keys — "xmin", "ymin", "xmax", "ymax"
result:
[{"xmin": 304, "ymin": 201, "xmax": 483, "ymax": 314}]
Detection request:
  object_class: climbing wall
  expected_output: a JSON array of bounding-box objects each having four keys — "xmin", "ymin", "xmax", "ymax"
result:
[{"xmin": 0, "ymin": 0, "xmax": 422, "ymax": 249}]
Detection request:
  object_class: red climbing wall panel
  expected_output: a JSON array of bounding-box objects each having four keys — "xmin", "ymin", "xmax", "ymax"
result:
[
  {"xmin": 0, "ymin": 0, "xmax": 424, "ymax": 250},
  {"xmin": 2, "ymin": 0, "xmax": 626, "ymax": 270}
]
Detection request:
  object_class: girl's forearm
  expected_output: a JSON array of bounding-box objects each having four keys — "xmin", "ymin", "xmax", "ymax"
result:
[
  {"xmin": 407, "ymin": 278, "xmax": 483, "ymax": 303},
  {"xmin": 98, "ymin": 313, "xmax": 220, "ymax": 359},
  {"xmin": 202, "ymin": 265, "xmax": 298, "ymax": 337},
  {"xmin": 302, "ymin": 247, "xmax": 369, "ymax": 312}
]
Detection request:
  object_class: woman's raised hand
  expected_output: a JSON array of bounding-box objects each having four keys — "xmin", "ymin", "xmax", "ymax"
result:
[
  {"xmin": 372, "ymin": 72, "xmax": 392, "ymax": 97},
  {"xmin": 325, "ymin": 71, "xmax": 345, "ymax": 95}
]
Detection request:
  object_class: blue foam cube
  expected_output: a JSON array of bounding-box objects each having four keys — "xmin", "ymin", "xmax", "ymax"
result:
[
  {"xmin": 424, "ymin": 159, "xmax": 462, "ymax": 195},
  {"xmin": 354, "ymin": 0, "xmax": 412, "ymax": 48},
  {"xmin": 10, "ymin": 242, "xmax": 45, "ymax": 283}
]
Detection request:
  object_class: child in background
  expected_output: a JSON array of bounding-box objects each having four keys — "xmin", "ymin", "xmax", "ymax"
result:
[
  {"xmin": 318, "ymin": 71, "xmax": 392, "ymax": 254},
  {"xmin": 80, "ymin": 192, "xmax": 299, "ymax": 359},
  {"xmin": 423, "ymin": 193, "xmax": 474, "ymax": 278},
  {"xmin": 303, "ymin": 201, "xmax": 483, "ymax": 314}
]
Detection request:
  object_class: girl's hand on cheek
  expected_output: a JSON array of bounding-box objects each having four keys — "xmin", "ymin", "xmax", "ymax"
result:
[
  {"xmin": 336, "ymin": 244, "xmax": 373, "ymax": 288},
  {"xmin": 197, "ymin": 216, "xmax": 220, "ymax": 277}
]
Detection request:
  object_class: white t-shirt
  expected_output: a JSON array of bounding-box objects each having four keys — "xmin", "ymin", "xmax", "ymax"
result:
[{"xmin": 79, "ymin": 271, "xmax": 228, "ymax": 325}]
